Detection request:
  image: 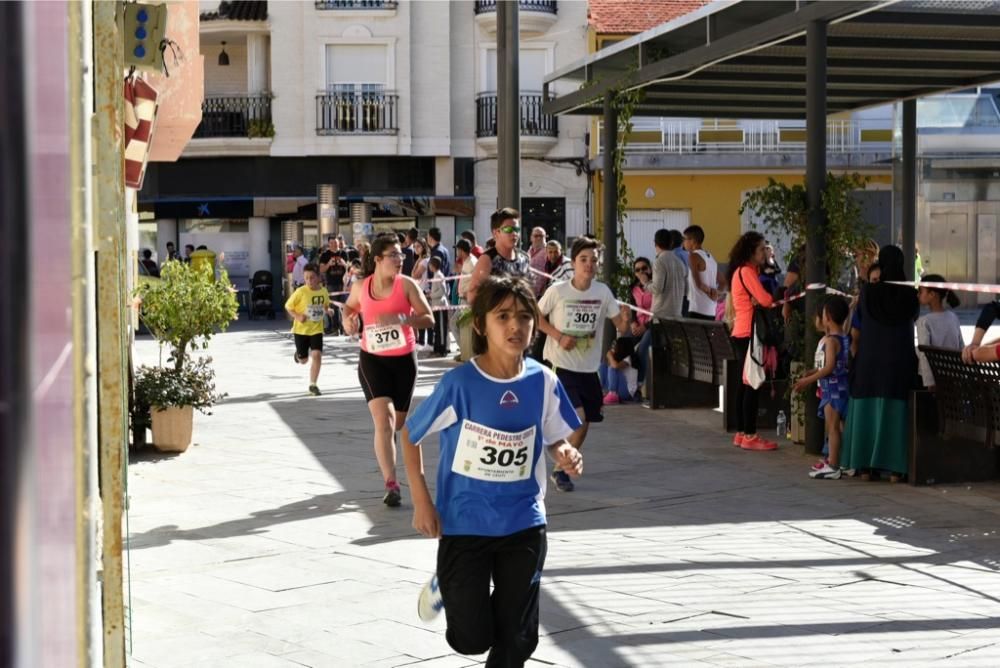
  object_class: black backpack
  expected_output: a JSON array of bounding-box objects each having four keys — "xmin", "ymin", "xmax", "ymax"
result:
[{"xmin": 738, "ymin": 268, "xmax": 783, "ymax": 347}]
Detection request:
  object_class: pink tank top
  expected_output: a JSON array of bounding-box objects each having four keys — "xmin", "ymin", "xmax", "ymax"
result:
[{"xmin": 359, "ymin": 275, "xmax": 416, "ymax": 356}]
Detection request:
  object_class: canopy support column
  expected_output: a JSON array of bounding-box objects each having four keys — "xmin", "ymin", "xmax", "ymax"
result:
[
  {"xmin": 902, "ymin": 99, "xmax": 917, "ymax": 282},
  {"xmin": 602, "ymin": 92, "xmax": 617, "ymax": 287},
  {"xmin": 804, "ymin": 20, "xmax": 827, "ymax": 455}
]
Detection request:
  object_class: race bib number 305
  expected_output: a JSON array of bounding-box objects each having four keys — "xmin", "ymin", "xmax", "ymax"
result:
[
  {"xmin": 365, "ymin": 323, "xmax": 406, "ymax": 353},
  {"xmin": 452, "ymin": 420, "xmax": 536, "ymax": 483},
  {"xmin": 563, "ymin": 300, "xmax": 603, "ymax": 336}
]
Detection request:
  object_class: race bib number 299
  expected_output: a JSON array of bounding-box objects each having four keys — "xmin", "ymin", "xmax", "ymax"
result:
[{"xmin": 452, "ymin": 420, "xmax": 535, "ymax": 482}]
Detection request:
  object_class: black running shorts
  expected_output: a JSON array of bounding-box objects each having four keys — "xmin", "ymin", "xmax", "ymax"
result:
[
  {"xmin": 294, "ymin": 333, "xmax": 323, "ymax": 359},
  {"xmin": 555, "ymin": 367, "xmax": 603, "ymax": 424},
  {"xmin": 358, "ymin": 349, "xmax": 418, "ymax": 412}
]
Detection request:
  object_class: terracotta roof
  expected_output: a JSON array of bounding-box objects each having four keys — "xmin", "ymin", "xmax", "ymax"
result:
[
  {"xmin": 200, "ymin": 1, "xmax": 267, "ymax": 22},
  {"xmin": 588, "ymin": 0, "xmax": 709, "ymax": 34}
]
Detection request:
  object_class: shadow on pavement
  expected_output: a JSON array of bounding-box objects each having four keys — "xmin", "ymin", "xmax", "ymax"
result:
[{"xmin": 131, "ymin": 320, "xmax": 1000, "ymax": 666}]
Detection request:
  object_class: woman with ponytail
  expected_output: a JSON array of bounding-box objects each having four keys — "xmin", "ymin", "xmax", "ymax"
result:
[
  {"xmin": 343, "ymin": 233, "xmax": 435, "ymax": 507},
  {"xmin": 915, "ymin": 274, "xmax": 964, "ymax": 391}
]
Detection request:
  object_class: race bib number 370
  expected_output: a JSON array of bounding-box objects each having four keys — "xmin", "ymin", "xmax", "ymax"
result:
[
  {"xmin": 452, "ymin": 420, "xmax": 535, "ymax": 483},
  {"xmin": 365, "ymin": 323, "xmax": 406, "ymax": 353}
]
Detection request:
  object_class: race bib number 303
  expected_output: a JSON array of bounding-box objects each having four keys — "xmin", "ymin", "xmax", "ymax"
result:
[
  {"xmin": 365, "ymin": 322, "xmax": 406, "ymax": 353},
  {"xmin": 563, "ymin": 300, "xmax": 602, "ymax": 336},
  {"xmin": 452, "ymin": 420, "xmax": 536, "ymax": 483}
]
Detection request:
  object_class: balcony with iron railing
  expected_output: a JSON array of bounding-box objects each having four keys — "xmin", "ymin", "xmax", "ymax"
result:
[
  {"xmin": 476, "ymin": 92, "xmax": 558, "ymax": 157},
  {"xmin": 193, "ymin": 94, "xmax": 274, "ymax": 139},
  {"xmin": 316, "ymin": 90, "xmax": 399, "ymax": 135},
  {"xmin": 474, "ymin": 0, "xmax": 557, "ymax": 34},
  {"xmin": 185, "ymin": 93, "xmax": 274, "ymax": 157},
  {"xmin": 314, "ymin": 0, "xmax": 397, "ymax": 10}
]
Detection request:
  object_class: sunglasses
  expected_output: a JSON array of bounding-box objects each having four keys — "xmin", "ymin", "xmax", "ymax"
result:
[{"xmin": 499, "ymin": 225, "xmax": 521, "ymax": 234}]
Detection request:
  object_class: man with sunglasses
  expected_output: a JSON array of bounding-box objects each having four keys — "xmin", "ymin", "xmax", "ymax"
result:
[{"xmin": 467, "ymin": 207, "xmax": 531, "ymax": 305}]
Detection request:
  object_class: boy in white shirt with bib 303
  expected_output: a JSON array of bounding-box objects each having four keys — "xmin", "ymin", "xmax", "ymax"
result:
[{"xmin": 537, "ymin": 237, "xmax": 630, "ymax": 492}]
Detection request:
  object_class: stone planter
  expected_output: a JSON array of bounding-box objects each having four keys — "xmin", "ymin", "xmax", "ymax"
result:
[{"xmin": 150, "ymin": 405, "xmax": 194, "ymax": 452}]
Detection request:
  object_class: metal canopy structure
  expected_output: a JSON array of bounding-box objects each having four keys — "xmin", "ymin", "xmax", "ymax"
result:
[
  {"xmin": 544, "ymin": 0, "xmax": 1000, "ymax": 456},
  {"xmin": 543, "ymin": 0, "xmax": 1000, "ymax": 120}
]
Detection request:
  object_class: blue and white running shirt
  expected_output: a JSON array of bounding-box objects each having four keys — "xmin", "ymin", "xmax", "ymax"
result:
[{"xmin": 405, "ymin": 357, "xmax": 582, "ymax": 537}]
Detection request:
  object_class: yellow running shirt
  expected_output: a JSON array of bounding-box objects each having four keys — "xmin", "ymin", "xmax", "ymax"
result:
[{"xmin": 285, "ymin": 285, "xmax": 330, "ymax": 336}]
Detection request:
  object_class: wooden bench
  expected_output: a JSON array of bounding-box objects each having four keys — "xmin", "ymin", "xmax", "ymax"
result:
[
  {"xmin": 911, "ymin": 346, "xmax": 1000, "ymax": 485},
  {"xmin": 646, "ymin": 317, "xmax": 735, "ymax": 409}
]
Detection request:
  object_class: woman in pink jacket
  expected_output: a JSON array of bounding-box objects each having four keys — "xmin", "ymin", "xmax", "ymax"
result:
[{"xmin": 727, "ymin": 231, "xmax": 777, "ymax": 451}]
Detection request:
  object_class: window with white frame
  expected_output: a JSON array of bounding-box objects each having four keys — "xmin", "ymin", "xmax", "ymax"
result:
[
  {"xmin": 325, "ymin": 44, "xmax": 388, "ymax": 94},
  {"xmin": 484, "ymin": 48, "xmax": 548, "ymax": 92}
]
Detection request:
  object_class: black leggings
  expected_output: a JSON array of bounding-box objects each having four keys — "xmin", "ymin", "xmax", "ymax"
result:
[
  {"xmin": 732, "ymin": 337, "xmax": 759, "ymax": 435},
  {"xmin": 438, "ymin": 526, "xmax": 546, "ymax": 668}
]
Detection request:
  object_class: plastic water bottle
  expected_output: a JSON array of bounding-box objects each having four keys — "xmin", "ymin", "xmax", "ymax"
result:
[{"xmin": 776, "ymin": 410, "xmax": 787, "ymax": 440}]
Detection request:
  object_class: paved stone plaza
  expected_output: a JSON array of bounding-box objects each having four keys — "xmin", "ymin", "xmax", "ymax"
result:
[{"xmin": 127, "ymin": 319, "xmax": 1000, "ymax": 667}]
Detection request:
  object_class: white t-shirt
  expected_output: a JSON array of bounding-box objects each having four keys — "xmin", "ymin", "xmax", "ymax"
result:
[{"xmin": 539, "ymin": 279, "xmax": 619, "ymax": 373}]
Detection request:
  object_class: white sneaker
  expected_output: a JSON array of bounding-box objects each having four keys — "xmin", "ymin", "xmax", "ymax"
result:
[
  {"xmin": 810, "ymin": 464, "xmax": 842, "ymax": 480},
  {"xmin": 417, "ymin": 574, "xmax": 444, "ymax": 622}
]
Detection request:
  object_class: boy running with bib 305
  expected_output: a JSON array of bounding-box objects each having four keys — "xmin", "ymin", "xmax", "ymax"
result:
[
  {"xmin": 537, "ymin": 237, "xmax": 631, "ymax": 492},
  {"xmin": 404, "ymin": 276, "xmax": 582, "ymax": 667},
  {"xmin": 285, "ymin": 262, "xmax": 336, "ymax": 396}
]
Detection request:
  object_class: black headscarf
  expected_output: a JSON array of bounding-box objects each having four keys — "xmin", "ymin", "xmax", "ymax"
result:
[{"xmin": 863, "ymin": 245, "xmax": 919, "ymax": 326}]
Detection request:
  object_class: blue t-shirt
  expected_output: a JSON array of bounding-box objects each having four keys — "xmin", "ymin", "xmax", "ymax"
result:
[{"xmin": 405, "ymin": 357, "xmax": 582, "ymax": 537}]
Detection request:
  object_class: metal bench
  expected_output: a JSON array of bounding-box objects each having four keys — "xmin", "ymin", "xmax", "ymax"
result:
[
  {"xmin": 910, "ymin": 346, "xmax": 1000, "ymax": 484},
  {"xmin": 646, "ymin": 318, "xmax": 735, "ymax": 409}
]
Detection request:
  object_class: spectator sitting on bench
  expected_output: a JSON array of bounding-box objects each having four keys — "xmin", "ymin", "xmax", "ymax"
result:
[
  {"xmin": 600, "ymin": 335, "xmax": 639, "ymax": 405},
  {"xmin": 962, "ymin": 297, "xmax": 1000, "ymax": 363},
  {"xmin": 972, "ymin": 338, "xmax": 1000, "ymax": 363},
  {"xmin": 916, "ymin": 274, "xmax": 963, "ymax": 392}
]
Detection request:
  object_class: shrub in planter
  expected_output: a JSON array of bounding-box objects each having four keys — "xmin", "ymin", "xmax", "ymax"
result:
[
  {"xmin": 133, "ymin": 261, "xmax": 238, "ymax": 451},
  {"xmin": 134, "ymin": 359, "xmax": 227, "ymax": 452}
]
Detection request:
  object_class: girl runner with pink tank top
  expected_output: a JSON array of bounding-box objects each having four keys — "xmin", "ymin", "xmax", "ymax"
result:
[{"xmin": 344, "ymin": 233, "xmax": 434, "ymax": 507}]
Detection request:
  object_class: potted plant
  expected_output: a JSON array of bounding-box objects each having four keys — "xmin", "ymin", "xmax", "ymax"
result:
[
  {"xmin": 134, "ymin": 358, "xmax": 226, "ymax": 452},
  {"xmin": 134, "ymin": 260, "xmax": 239, "ymax": 451}
]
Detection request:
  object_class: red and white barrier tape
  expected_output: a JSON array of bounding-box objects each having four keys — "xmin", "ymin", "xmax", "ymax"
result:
[
  {"xmin": 526, "ymin": 266, "xmax": 657, "ymax": 318},
  {"xmin": 889, "ymin": 280, "xmax": 1000, "ymax": 295},
  {"xmin": 328, "ymin": 273, "xmax": 464, "ymax": 298}
]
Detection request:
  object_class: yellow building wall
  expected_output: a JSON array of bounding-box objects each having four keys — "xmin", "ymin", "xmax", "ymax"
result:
[{"xmin": 594, "ymin": 172, "xmax": 892, "ymax": 260}]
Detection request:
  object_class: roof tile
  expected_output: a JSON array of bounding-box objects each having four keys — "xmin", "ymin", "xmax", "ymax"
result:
[
  {"xmin": 200, "ymin": 1, "xmax": 267, "ymax": 22},
  {"xmin": 588, "ymin": 0, "xmax": 709, "ymax": 34}
]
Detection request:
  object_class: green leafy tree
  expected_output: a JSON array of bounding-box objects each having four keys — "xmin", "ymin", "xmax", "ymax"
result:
[
  {"xmin": 135, "ymin": 260, "xmax": 239, "ymax": 370},
  {"xmin": 739, "ymin": 172, "xmax": 871, "ymax": 289}
]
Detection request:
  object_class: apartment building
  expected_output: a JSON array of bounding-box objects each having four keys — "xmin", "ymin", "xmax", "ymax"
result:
[
  {"xmin": 137, "ymin": 0, "xmax": 589, "ymax": 299},
  {"xmin": 469, "ymin": 0, "xmax": 590, "ymax": 243}
]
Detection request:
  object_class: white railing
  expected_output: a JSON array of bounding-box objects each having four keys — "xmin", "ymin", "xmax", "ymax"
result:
[{"xmin": 597, "ymin": 119, "xmax": 893, "ymax": 155}]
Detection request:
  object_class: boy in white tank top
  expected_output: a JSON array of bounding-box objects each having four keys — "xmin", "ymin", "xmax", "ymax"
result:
[{"xmin": 683, "ymin": 225, "xmax": 719, "ymax": 320}]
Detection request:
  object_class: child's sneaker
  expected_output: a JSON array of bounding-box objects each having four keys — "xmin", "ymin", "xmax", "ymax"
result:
[
  {"xmin": 602, "ymin": 391, "xmax": 620, "ymax": 405},
  {"xmin": 417, "ymin": 574, "xmax": 444, "ymax": 622},
  {"xmin": 383, "ymin": 481, "xmax": 402, "ymax": 507},
  {"xmin": 740, "ymin": 434, "xmax": 778, "ymax": 451},
  {"xmin": 810, "ymin": 464, "xmax": 842, "ymax": 480}
]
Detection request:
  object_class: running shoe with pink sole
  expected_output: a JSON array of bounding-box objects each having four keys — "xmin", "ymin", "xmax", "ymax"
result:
[{"xmin": 740, "ymin": 435, "xmax": 778, "ymax": 451}]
